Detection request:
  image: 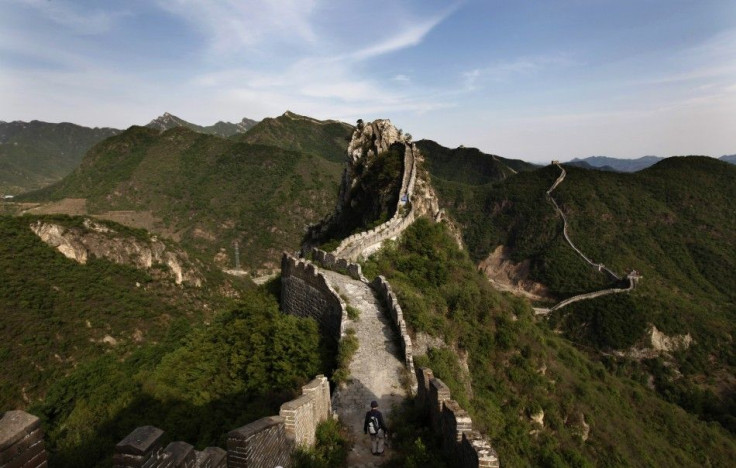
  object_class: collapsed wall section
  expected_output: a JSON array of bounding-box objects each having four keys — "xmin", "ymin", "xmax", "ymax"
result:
[
  {"xmin": 280, "ymin": 253, "xmax": 347, "ymax": 342},
  {"xmin": 415, "ymin": 368, "xmax": 500, "ymax": 468}
]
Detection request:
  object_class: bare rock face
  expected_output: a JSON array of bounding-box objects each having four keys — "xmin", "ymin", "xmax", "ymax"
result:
[
  {"xmin": 30, "ymin": 218, "xmax": 204, "ymax": 286},
  {"xmin": 650, "ymin": 325, "xmax": 693, "ymax": 352},
  {"xmin": 530, "ymin": 409, "xmax": 545, "ymax": 426},
  {"xmin": 348, "ymin": 119, "xmax": 404, "ymax": 163},
  {"xmin": 479, "ymin": 246, "xmax": 551, "ymax": 301}
]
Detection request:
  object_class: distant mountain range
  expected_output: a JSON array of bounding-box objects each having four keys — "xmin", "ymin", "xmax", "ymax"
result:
[
  {"xmin": 568, "ymin": 154, "xmax": 736, "ymax": 172},
  {"xmin": 721, "ymin": 154, "xmax": 736, "ymax": 164},
  {"xmin": 0, "ymin": 114, "xmax": 261, "ymax": 195},
  {"xmin": 20, "ymin": 112, "xmax": 351, "ymax": 271},
  {"xmin": 146, "ymin": 112, "xmax": 258, "ymax": 137},
  {"xmin": 0, "ymin": 120, "xmax": 120, "ymax": 195}
]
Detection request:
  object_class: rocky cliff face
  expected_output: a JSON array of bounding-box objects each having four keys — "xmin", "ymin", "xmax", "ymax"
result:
[{"xmin": 30, "ymin": 218, "xmax": 204, "ymax": 286}]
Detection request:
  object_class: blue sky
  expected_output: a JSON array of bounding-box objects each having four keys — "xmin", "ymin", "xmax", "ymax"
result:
[{"xmin": 1, "ymin": 0, "xmax": 735, "ymax": 162}]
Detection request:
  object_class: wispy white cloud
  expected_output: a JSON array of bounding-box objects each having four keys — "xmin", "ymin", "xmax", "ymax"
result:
[
  {"xmin": 153, "ymin": 0, "xmax": 319, "ymax": 53},
  {"xmin": 350, "ymin": 8, "xmax": 455, "ymax": 60}
]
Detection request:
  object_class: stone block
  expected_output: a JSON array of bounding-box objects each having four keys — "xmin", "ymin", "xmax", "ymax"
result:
[
  {"xmin": 202, "ymin": 447, "xmax": 226, "ymax": 468},
  {"xmin": 164, "ymin": 441, "xmax": 195, "ymax": 468}
]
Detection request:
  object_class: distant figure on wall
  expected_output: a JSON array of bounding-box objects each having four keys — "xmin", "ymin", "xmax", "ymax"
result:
[{"xmin": 364, "ymin": 400, "xmax": 387, "ymax": 455}]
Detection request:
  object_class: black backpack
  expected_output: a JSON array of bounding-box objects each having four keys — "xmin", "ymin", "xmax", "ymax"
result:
[{"xmin": 368, "ymin": 414, "xmax": 380, "ymax": 435}]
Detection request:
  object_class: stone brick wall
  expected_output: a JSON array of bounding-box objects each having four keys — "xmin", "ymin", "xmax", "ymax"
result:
[
  {"xmin": 114, "ymin": 425, "xmax": 225, "ymax": 468},
  {"xmin": 227, "ymin": 417, "xmax": 292, "ymax": 468},
  {"xmin": 278, "ymin": 376, "xmax": 331, "ymax": 447},
  {"xmin": 281, "ymin": 253, "xmax": 347, "ymax": 342},
  {"xmin": 310, "ymin": 248, "xmax": 366, "ymax": 281},
  {"xmin": 113, "ymin": 375, "xmax": 331, "ymax": 468},
  {"xmin": 333, "ymin": 142, "xmax": 419, "ymax": 261},
  {"xmin": 415, "ymin": 368, "xmax": 500, "ymax": 468},
  {"xmin": 0, "ymin": 411, "xmax": 47, "ymax": 468},
  {"xmin": 370, "ymin": 275, "xmax": 418, "ymax": 393}
]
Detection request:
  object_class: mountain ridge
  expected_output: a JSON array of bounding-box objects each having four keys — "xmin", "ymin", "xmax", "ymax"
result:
[{"xmin": 146, "ymin": 112, "xmax": 258, "ymax": 137}]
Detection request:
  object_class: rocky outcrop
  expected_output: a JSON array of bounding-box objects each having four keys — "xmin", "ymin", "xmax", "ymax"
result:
[
  {"xmin": 310, "ymin": 118, "xmax": 440, "ymax": 261},
  {"xmin": 650, "ymin": 325, "xmax": 693, "ymax": 352},
  {"xmin": 480, "ymin": 246, "xmax": 551, "ymax": 301},
  {"xmin": 30, "ymin": 218, "xmax": 204, "ymax": 286}
]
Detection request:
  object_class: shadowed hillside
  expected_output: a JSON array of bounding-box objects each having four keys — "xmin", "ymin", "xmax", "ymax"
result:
[
  {"xmin": 0, "ymin": 120, "xmax": 120, "ymax": 194},
  {"xmin": 431, "ymin": 156, "xmax": 736, "ymax": 432},
  {"xmin": 416, "ymin": 139, "xmax": 537, "ymax": 186}
]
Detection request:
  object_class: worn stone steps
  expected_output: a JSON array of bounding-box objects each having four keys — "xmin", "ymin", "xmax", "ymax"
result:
[{"xmin": 320, "ymin": 270, "xmax": 408, "ymax": 466}]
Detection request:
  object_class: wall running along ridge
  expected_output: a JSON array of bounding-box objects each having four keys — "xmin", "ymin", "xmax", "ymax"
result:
[
  {"xmin": 534, "ymin": 162, "xmax": 641, "ymax": 314},
  {"xmin": 415, "ymin": 368, "xmax": 500, "ymax": 468},
  {"xmin": 0, "ymin": 411, "xmax": 47, "ymax": 468},
  {"xmin": 332, "ymin": 136, "xmax": 419, "ymax": 261},
  {"xmin": 546, "ymin": 163, "xmax": 622, "ymax": 281},
  {"xmin": 110, "ymin": 375, "xmax": 331, "ymax": 468},
  {"xmin": 280, "ymin": 253, "xmax": 348, "ymax": 342},
  {"xmin": 370, "ymin": 275, "xmax": 418, "ymax": 393}
]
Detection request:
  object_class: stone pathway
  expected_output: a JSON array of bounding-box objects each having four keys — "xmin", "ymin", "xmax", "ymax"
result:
[{"xmin": 321, "ymin": 269, "xmax": 408, "ymax": 467}]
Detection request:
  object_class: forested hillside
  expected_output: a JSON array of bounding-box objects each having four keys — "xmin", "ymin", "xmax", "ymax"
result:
[
  {"xmin": 363, "ymin": 219, "xmax": 736, "ymax": 466},
  {"xmin": 20, "ymin": 118, "xmax": 351, "ymax": 271},
  {"xmin": 0, "ymin": 215, "xmax": 252, "ymax": 412},
  {"xmin": 430, "ymin": 156, "xmax": 736, "ymax": 433}
]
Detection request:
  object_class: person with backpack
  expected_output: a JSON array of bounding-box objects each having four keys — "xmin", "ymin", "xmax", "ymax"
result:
[{"xmin": 363, "ymin": 400, "xmax": 387, "ymax": 455}]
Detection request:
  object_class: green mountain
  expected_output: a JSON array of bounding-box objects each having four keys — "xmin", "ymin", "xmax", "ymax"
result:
[
  {"xmin": 0, "ymin": 120, "xmax": 120, "ymax": 195},
  {"xmin": 4, "ymin": 114, "xmax": 735, "ymax": 466},
  {"xmin": 431, "ymin": 155, "xmax": 736, "ymax": 433},
  {"xmin": 20, "ymin": 118, "xmax": 351, "ymax": 272},
  {"xmin": 146, "ymin": 112, "xmax": 258, "ymax": 137},
  {"xmin": 363, "ymin": 218, "xmax": 736, "ymax": 467},
  {"xmin": 239, "ymin": 111, "xmax": 354, "ymax": 163},
  {"xmin": 416, "ymin": 139, "xmax": 537, "ymax": 186}
]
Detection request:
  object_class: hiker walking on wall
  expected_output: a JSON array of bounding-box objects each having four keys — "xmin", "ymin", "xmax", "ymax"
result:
[{"xmin": 364, "ymin": 400, "xmax": 387, "ymax": 455}]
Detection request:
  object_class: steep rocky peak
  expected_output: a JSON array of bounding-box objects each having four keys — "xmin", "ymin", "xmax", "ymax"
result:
[{"xmin": 348, "ymin": 119, "xmax": 409, "ymax": 162}]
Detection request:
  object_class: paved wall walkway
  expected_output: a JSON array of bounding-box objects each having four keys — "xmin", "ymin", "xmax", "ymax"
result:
[{"xmin": 320, "ymin": 269, "xmax": 408, "ymax": 466}]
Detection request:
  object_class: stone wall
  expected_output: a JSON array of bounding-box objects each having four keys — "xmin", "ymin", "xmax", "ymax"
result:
[
  {"xmin": 114, "ymin": 425, "xmax": 226, "ymax": 468},
  {"xmin": 332, "ymin": 142, "xmax": 419, "ymax": 261},
  {"xmin": 370, "ymin": 275, "xmax": 418, "ymax": 393},
  {"xmin": 227, "ymin": 417, "xmax": 291, "ymax": 468},
  {"xmin": 310, "ymin": 248, "xmax": 366, "ymax": 281},
  {"xmin": 0, "ymin": 411, "xmax": 47, "ymax": 468},
  {"xmin": 281, "ymin": 253, "xmax": 347, "ymax": 342},
  {"xmin": 415, "ymin": 368, "xmax": 500, "ymax": 468},
  {"xmin": 278, "ymin": 375, "xmax": 331, "ymax": 447},
  {"xmin": 113, "ymin": 376, "xmax": 330, "ymax": 468}
]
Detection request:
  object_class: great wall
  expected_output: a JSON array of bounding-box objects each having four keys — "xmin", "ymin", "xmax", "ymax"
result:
[
  {"xmin": 534, "ymin": 162, "xmax": 640, "ymax": 315},
  {"xmin": 1, "ymin": 119, "xmax": 499, "ymax": 468}
]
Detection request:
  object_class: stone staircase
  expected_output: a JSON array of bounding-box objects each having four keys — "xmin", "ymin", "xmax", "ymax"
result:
[{"xmin": 320, "ymin": 269, "xmax": 408, "ymax": 467}]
